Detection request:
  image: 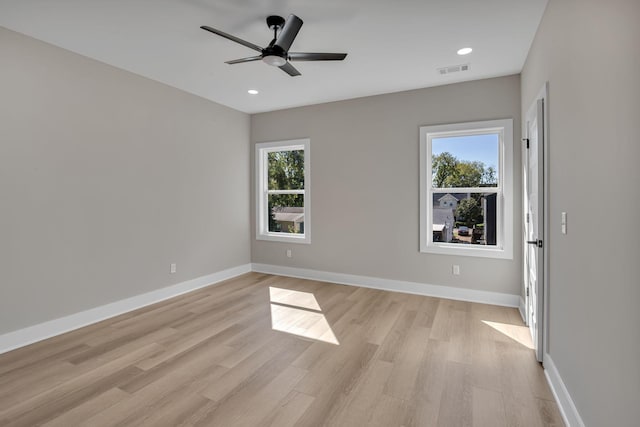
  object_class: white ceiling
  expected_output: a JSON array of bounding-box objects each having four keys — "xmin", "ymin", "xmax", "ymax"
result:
[{"xmin": 0, "ymin": 0, "xmax": 548, "ymax": 114}]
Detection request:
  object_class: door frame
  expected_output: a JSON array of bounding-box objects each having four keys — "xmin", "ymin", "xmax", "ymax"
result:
[{"xmin": 523, "ymin": 82, "xmax": 550, "ymax": 363}]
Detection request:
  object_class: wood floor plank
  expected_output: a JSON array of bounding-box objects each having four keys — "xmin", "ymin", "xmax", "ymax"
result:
[
  {"xmin": 447, "ymin": 308, "xmax": 473, "ymax": 364},
  {"xmin": 430, "ymin": 299, "xmax": 454, "ymax": 341},
  {"xmin": 0, "ymin": 361, "xmax": 80, "ymax": 410},
  {"xmin": 322, "ymin": 359, "xmax": 394, "ymax": 426},
  {"xmin": 364, "ymin": 300, "xmax": 404, "ymax": 345},
  {"xmin": 81, "ymin": 351, "xmax": 227, "ymax": 426},
  {"xmin": 0, "ymin": 272, "xmax": 564, "ymax": 426},
  {"xmin": 119, "ymin": 340, "xmax": 233, "ymax": 394},
  {"xmin": 41, "ymin": 387, "xmax": 130, "ymax": 427},
  {"xmin": 377, "ymin": 310, "xmax": 418, "ymax": 362},
  {"xmin": 3, "ymin": 365, "xmax": 144, "ymax": 427},
  {"xmin": 68, "ymin": 327, "xmax": 177, "ymax": 367},
  {"xmin": 200, "ymin": 335, "xmax": 309, "ymax": 402},
  {"xmin": 293, "ymin": 340, "xmax": 380, "ymax": 427},
  {"xmin": 200, "ymin": 364, "xmax": 308, "ymax": 427},
  {"xmin": 402, "ymin": 338, "xmax": 449, "ymax": 427},
  {"xmin": 383, "ymin": 326, "xmax": 431, "ymax": 400},
  {"xmin": 472, "ymin": 386, "xmax": 507, "ymax": 427},
  {"xmin": 436, "ymin": 360, "xmax": 473, "ymax": 427},
  {"xmin": 366, "ymin": 394, "xmax": 409, "ymax": 427},
  {"xmin": 0, "ymin": 343, "xmax": 158, "ymax": 425},
  {"xmin": 498, "ymin": 341, "xmax": 547, "ymax": 427},
  {"xmin": 262, "ymin": 390, "xmax": 315, "ymax": 427},
  {"xmin": 537, "ymin": 397, "xmax": 565, "ymax": 427},
  {"xmin": 137, "ymin": 393, "xmax": 213, "ymax": 427},
  {"xmin": 0, "ymin": 339, "xmax": 96, "ymax": 376}
]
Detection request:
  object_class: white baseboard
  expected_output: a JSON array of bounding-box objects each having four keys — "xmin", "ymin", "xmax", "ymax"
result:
[
  {"xmin": 519, "ymin": 296, "xmax": 527, "ymax": 323},
  {"xmin": 0, "ymin": 263, "xmax": 252, "ymax": 355},
  {"xmin": 251, "ymin": 263, "xmax": 519, "ymax": 307},
  {"xmin": 543, "ymin": 354, "xmax": 585, "ymax": 427},
  {"xmin": 0, "ymin": 262, "xmax": 520, "ymax": 355}
]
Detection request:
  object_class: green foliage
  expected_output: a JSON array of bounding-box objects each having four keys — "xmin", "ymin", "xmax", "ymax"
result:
[
  {"xmin": 432, "ymin": 152, "xmax": 497, "ymax": 188},
  {"xmin": 269, "ymin": 150, "xmax": 304, "ymax": 190},
  {"xmin": 455, "ymin": 161, "xmax": 484, "ymax": 187},
  {"xmin": 432, "ymin": 152, "xmax": 459, "ymax": 188},
  {"xmin": 482, "ymin": 166, "xmax": 497, "ymax": 185},
  {"xmin": 455, "ymin": 198, "xmax": 483, "ymax": 227},
  {"xmin": 267, "ymin": 150, "xmax": 305, "ymax": 232}
]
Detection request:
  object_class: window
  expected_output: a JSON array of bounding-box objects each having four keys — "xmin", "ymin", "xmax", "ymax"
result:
[
  {"xmin": 256, "ymin": 139, "xmax": 310, "ymax": 243},
  {"xmin": 419, "ymin": 119, "xmax": 513, "ymax": 259}
]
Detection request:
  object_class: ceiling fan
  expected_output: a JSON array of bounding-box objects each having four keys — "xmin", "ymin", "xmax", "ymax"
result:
[{"xmin": 200, "ymin": 14, "xmax": 347, "ymax": 77}]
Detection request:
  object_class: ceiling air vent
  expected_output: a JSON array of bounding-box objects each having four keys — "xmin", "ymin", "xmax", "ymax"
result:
[{"xmin": 438, "ymin": 64, "xmax": 470, "ymax": 75}]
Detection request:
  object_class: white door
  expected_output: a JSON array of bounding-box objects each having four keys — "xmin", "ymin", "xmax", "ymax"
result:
[{"xmin": 524, "ymin": 97, "xmax": 545, "ymax": 362}]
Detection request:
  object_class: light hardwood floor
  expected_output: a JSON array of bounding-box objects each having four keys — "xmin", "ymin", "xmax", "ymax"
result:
[{"xmin": 0, "ymin": 273, "xmax": 563, "ymax": 426}]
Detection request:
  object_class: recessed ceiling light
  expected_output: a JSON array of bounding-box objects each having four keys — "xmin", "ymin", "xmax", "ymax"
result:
[
  {"xmin": 247, "ymin": 89, "xmax": 259, "ymax": 95},
  {"xmin": 457, "ymin": 47, "xmax": 473, "ymax": 56}
]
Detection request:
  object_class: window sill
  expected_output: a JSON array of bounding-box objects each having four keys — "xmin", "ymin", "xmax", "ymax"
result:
[
  {"xmin": 420, "ymin": 244, "xmax": 512, "ymax": 260},
  {"xmin": 256, "ymin": 233, "xmax": 310, "ymax": 244}
]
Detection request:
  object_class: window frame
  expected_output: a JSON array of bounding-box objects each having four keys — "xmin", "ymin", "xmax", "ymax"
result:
[
  {"xmin": 419, "ymin": 119, "xmax": 513, "ymax": 259},
  {"xmin": 255, "ymin": 139, "xmax": 311, "ymax": 244}
]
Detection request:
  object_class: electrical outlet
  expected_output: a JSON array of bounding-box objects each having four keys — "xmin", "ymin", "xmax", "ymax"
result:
[
  {"xmin": 452, "ymin": 265, "xmax": 460, "ymax": 275},
  {"xmin": 561, "ymin": 212, "xmax": 567, "ymax": 234},
  {"xmin": 286, "ymin": 249, "xmax": 292, "ymax": 258},
  {"xmin": 170, "ymin": 263, "xmax": 177, "ymax": 274}
]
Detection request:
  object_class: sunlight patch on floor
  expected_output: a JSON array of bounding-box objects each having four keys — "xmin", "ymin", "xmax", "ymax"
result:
[
  {"xmin": 482, "ymin": 320, "xmax": 534, "ymax": 349},
  {"xmin": 269, "ymin": 287, "xmax": 339, "ymax": 345},
  {"xmin": 269, "ymin": 286, "xmax": 321, "ymax": 311}
]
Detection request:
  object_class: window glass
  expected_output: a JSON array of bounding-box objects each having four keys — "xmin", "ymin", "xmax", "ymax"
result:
[
  {"xmin": 268, "ymin": 150, "xmax": 305, "ymax": 190},
  {"xmin": 432, "ymin": 134, "xmax": 499, "ymax": 188},
  {"xmin": 268, "ymin": 194, "xmax": 304, "ymax": 234}
]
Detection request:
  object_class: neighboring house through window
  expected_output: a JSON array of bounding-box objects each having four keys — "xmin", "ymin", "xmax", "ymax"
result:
[
  {"xmin": 419, "ymin": 119, "xmax": 513, "ymax": 259},
  {"xmin": 256, "ymin": 139, "xmax": 310, "ymax": 243}
]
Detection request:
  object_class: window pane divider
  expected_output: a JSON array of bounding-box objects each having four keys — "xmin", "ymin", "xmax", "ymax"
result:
[
  {"xmin": 267, "ymin": 189, "xmax": 305, "ymax": 195},
  {"xmin": 431, "ymin": 187, "xmax": 501, "ymax": 194}
]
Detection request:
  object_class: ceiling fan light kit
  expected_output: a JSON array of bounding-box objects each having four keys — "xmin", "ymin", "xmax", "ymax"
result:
[
  {"xmin": 200, "ymin": 14, "xmax": 347, "ymax": 77},
  {"xmin": 263, "ymin": 55, "xmax": 287, "ymax": 67}
]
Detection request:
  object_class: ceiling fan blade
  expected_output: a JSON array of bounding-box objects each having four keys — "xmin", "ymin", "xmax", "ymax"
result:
[
  {"xmin": 279, "ymin": 62, "xmax": 301, "ymax": 77},
  {"xmin": 225, "ymin": 55, "xmax": 263, "ymax": 64},
  {"xmin": 275, "ymin": 14, "xmax": 303, "ymax": 52},
  {"xmin": 200, "ymin": 25, "xmax": 263, "ymax": 53},
  {"xmin": 288, "ymin": 52, "xmax": 347, "ymax": 61}
]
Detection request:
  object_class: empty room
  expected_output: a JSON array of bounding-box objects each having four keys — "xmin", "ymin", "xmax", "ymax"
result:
[{"xmin": 0, "ymin": 0, "xmax": 638, "ymax": 426}]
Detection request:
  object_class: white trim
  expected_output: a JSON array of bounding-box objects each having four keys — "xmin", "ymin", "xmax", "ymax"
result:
[
  {"xmin": 543, "ymin": 354, "xmax": 585, "ymax": 427},
  {"xmin": 518, "ymin": 296, "xmax": 526, "ymax": 323},
  {"xmin": 252, "ymin": 263, "xmax": 519, "ymax": 307},
  {"xmin": 540, "ymin": 82, "xmax": 551, "ymax": 363},
  {"xmin": 255, "ymin": 138, "xmax": 311, "ymax": 244},
  {"xmin": 524, "ymin": 83, "xmax": 549, "ymax": 362},
  {"xmin": 0, "ymin": 264, "xmax": 252, "ymax": 355},
  {"xmin": 419, "ymin": 119, "xmax": 514, "ymax": 259}
]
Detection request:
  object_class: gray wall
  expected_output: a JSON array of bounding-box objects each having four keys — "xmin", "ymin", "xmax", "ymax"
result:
[
  {"xmin": 0, "ymin": 28, "xmax": 251, "ymax": 335},
  {"xmin": 251, "ymin": 75, "xmax": 522, "ymax": 296},
  {"xmin": 521, "ymin": 1, "xmax": 640, "ymax": 425}
]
